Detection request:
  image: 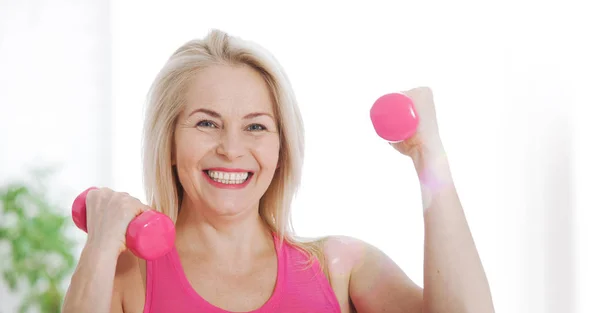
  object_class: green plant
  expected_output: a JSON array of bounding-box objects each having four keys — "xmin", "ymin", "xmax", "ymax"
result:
[{"xmin": 0, "ymin": 170, "xmax": 77, "ymax": 313}]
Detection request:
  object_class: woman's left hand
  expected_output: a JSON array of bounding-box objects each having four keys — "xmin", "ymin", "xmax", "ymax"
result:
[{"xmin": 390, "ymin": 86, "xmax": 445, "ymax": 158}]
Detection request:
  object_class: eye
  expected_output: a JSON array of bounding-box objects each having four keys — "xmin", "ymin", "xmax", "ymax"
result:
[
  {"xmin": 247, "ymin": 124, "xmax": 266, "ymax": 131},
  {"xmin": 196, "ymin": 120, "xmax": 218, "ymax": 128}
]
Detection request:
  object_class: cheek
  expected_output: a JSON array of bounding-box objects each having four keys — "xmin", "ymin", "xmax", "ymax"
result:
[
  {"xmin": 254, "ymin": 136, "xmax": 281, "ymax": 170},
  {"xmin": 176, "ymin": 145, "xmax": 197, "ymax": 166},
  {"xmin": 174, "ymin": 131, "xmax": 213, "ymax": 165}
]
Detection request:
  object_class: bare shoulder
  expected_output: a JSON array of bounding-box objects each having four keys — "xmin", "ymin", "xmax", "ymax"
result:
[
  {"xmin": 321, "ymin": 235, "xmax": 397, "ymax": 276},
  {"xmin": 320, "ymin": 235, "xmax": 366, "ymax": 275},
  {"xmin": 322, "ymin": 235, "xmax": 423, "ymax": 313},
  {"xmin": 114, "ymin": 250, "xmax": 146, "ymax": 313}
]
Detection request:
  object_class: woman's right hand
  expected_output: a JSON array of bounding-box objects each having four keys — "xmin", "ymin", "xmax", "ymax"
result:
[{"xmin": 84, "ymin": 187, "xmax": 152, "ymax": 255}]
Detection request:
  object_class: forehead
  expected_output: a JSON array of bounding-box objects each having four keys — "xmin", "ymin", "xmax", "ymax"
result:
[{"xmin": 184, "ymin": 64, "xmax": 274, "ymax": 116}]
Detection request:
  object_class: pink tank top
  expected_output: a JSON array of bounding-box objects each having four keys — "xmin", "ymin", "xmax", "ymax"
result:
[{"xmin": 142, "ymin": 235, "xmax": 341, "ymax": 313}]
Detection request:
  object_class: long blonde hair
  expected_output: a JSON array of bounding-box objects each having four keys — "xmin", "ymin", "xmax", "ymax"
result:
[{"xmin": 141, "ymin": 29, "xmax": 327, "ymax": 273}]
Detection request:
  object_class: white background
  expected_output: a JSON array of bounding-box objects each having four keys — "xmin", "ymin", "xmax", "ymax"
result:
[{"xmin": 1, "ymin": 0, "xmax": 598, "ymax": 312}]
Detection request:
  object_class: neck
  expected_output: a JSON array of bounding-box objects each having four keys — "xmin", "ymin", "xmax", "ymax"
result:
[{"xmin": 175, "ymin": 196, "xmax": 274, "ymax": 266}]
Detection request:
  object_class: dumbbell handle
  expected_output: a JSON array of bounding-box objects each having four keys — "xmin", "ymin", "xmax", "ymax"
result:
[{"xmin": 71, "ymin": 187, "xmax": 176, "ymax": 260}]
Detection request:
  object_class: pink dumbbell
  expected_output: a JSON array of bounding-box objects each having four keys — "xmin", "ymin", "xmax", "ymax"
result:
[
  {"xmin": 370, "ymin": 93, "xmax": 419, "ymax": 142},
  {"xmin": 71, "ymin": 187, "xmax": 176, "ymax": 260}
]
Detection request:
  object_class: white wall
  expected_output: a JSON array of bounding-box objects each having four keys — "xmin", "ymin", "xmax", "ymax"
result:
[
  {"xmin": 110, "ymin": 1, "xmax": 584, "ymax": 313},
  {"xmin": 0, "ymin": 0, "xmax": 111, "ymax": 311},
  {"xmin": 572, "ymin": 13, "xmax": 600, "ymax": 311},
  {"xmin": 1, "ymin": 0, "xmax": 597, "ymax": 312}
]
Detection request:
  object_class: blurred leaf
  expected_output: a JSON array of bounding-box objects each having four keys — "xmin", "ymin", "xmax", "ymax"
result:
[
  {"xmin": 0, "ymin": 169, "xmax": 77, "ymax": 313},
  {"xmin": 3, "ymin": 270, "xmax": 17, "ymax": 290},
  {"xmin": 0, "ymin": 227, "xmax": 8, "ymax": 239},
  {"xmin": 17, "ymin": 291, "xmax": 36, "ymax": 313}
]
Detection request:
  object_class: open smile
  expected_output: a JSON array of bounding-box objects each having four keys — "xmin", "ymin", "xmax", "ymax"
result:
[{"xmin": 202, "ymin": 169, "xmax": 254, "ymax": 189}]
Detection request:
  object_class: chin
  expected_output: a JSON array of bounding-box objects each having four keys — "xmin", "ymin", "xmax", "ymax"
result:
[{"xmin": 204, "ymin": 198, "xmax": 258, "ymax": 217}]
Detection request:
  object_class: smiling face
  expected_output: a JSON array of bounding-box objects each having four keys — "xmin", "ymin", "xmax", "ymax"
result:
[{"xmin": 173, "ymin": 64, "xmax": 281, "ymax": 217}]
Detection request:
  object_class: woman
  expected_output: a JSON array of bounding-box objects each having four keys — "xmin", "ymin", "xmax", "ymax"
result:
[{"xmin": 62, "ymin": 29, "xmax": 495, "ymax": 313}]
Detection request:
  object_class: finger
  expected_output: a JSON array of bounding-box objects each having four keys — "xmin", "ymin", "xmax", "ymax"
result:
[
  {"xmin": 402, "ymin": 86, "xmax": 434, "ymax": 103},
  {"xmin": 85, "ymin": 187, "xmax": 104, "ymax": 211},
  {"xmin": 140, "ymin": 204, "xmax": 152, "ymax": 212},
  {"xmin": 128, "ymin": 199, "xmax": 152, "ymax": 216}
]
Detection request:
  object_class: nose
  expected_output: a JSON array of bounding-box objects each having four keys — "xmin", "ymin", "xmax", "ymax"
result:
[{"xmin": 215, "ymin": 128, "xmax": 246, "ymax": 160}]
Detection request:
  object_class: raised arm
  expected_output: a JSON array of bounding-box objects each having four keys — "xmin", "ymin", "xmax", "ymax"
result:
[{"xmin": 347, "ymin": 87, "xmax": 495, "ymax": 313}]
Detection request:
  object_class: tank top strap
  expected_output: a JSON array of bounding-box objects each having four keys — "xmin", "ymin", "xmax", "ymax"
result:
[{"xmin": 142, "ymin": 245, "xmax": 183, "ymax": 313}]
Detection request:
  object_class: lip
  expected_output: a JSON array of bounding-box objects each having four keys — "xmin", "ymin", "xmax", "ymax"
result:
[
  {"xmin": 202, "ymin": 170, "xmax": 253, "ymax": 189},
  {"xmin": 204, "ymin": 167, "xmax": 254, "ymax": 173}
]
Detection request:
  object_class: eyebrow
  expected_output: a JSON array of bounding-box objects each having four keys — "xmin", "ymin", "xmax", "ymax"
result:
[{"xmin": 188, "ymin": 108, "xmax": 275, "ymax": 121}]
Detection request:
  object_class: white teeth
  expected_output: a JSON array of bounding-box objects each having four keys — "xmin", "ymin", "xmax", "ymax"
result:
[{"xmin": 207, "ymin": 170, "xmax": 250, "ymax": 184}]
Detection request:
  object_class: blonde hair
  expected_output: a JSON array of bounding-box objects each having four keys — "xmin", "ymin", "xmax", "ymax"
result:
[{"xmin": 141, "ymin": 29, "xmax": 328, "ymax": 275}]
